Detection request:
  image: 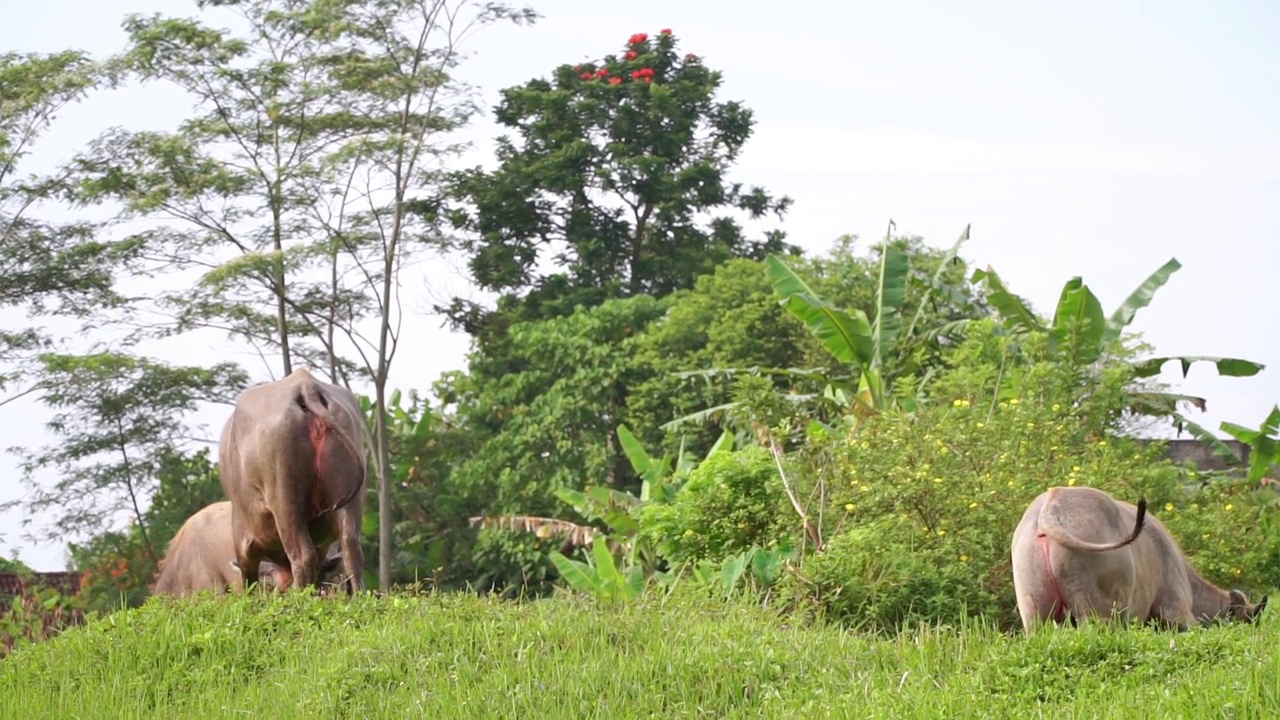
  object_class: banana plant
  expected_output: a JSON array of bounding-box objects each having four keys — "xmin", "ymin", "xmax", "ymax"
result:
[
  {"xmin": 970, "ymin": 257, "xmax": 1265, "ymax": 456},
  {"xmin": 489, "ymin": 423, "xmax": 734, "ymax": 600},
  {"xmin": 762, "ymin": 224, "xmax": 975, "ymax": 415},
  {"xmin": 1220, "ymin": 406, "xmax": 1280, "ymax": 482}
]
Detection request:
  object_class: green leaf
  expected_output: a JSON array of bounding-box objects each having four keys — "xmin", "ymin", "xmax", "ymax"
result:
[
  {"xmin": 616, "ymin": 423, "xmax": 654, "ymax": 479},
  {"xmin": 1131, "ymin": 356, "xmax": 1266, "ymax": 379},
  {"xmin": 785, "ymin": 293, "xmax": 875, "ymax": 367},
  {"xmin": 765, "ymin": 255, "xmax": 874, "ymax": 367},
  {"xmin": 591, "ymin": 539, "xmax": 622, "ymax": 597},
  {"xmin": 750, "ymin": 547, "xmax": 784, "ymax": 585},
  {"xmin": 971, "ymin": 266, "xmax": 1045, "ymax": 334},
  {"xmin": 553, "ymin": 487, "xmax": 590, "ymax": 517},
  {"xmin": 412, "ymin": 413, "xmax": 433, "ymax": 442},
  {"xmin": 1174, "ymin": 415, "xmax": 1243, "ymax": 465},
  {"xmin": 549, "ymin": 551, "xmax": 603, "ymax": 596},
  {"xmin": 705, "ymin": 430, "xmax": 734, "ymax": 461},
  {"xmin": 905, "ymin": 224, "xmax": 969, "ymax": 340},
  {"xmin": 1220, "ymin": 406, "xmax": 1280, "ymax": 482},
  {"xmin": 1220, "ymin": 421, "xmax": 1261, "ymax": 446},
  {"xmin": 1102, "ymin": 257, "xmax": 1181, "ymax": 345},
  {"xmin": 719, "ymin": 550, "xmax": 753, "ymax": 597},
  {"xmin": 1049, "ymin": 278, "xmax": 1106, "ymax": 364},
  {"xmin": 661, "ymin": 401, "xmax": 743, "ymax": 432},
  {"xmin": 1128, "ymin": 391, "xmax": 1207, "ymax": 416},
  {"xmin": 624, "ymin": 565, "xmax": 645, "ymax": 599},
  {"xmin": 871, "ymin": 242, "xmax": 910, "ymax": 369}
]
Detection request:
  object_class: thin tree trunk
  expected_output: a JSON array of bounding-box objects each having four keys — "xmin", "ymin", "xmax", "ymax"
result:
[
  {"xmin": 327, "ymin": 247, "xmax": 339, "ymax": 383},
  {"xmin": 375, "ymin": 381, "xmax": 393, "ymax": 590},
  {"xmin": 115, "ymin": 417, "xmax": 157, "ymax": 566},
  {"xmin": 272, "ymin": 191, "xmax": 292, "ymax": 376}
]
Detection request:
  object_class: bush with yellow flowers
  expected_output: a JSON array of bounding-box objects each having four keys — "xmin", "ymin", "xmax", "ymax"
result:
[{"xmin": 781, "ymin": 320, "xmax": 1276, "ymax": 632}]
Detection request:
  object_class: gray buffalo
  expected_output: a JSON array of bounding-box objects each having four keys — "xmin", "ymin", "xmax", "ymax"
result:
[
  {"xmin": 219, "ymin": 367, "xmax": 368, "ymax": 593},
  {"xmin": 1011, "ymin": 485, "xmax": 1267, "ymax": 632},
  {"xmin": 151, "ymin": 501, "xmax": 345, "ymax": 597}
]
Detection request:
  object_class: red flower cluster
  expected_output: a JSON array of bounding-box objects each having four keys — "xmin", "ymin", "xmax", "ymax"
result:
[
  {"xmin": 660, "ymin": 28, "xmax": 672, "ymax": 35},
  {"xmin": 628, "ymin": 32, "xmax": 648, "ymax": 45},
  {"xmin": 625, "ymin": 50, "xmax": 638, "ymax": 60},
  {"xmin": 580, "ymin": 66, "xmax": 610, "ymax": 81},
  {"xmin": 631, "ymin": 67, "xmax": 655, "ymax": 83}
]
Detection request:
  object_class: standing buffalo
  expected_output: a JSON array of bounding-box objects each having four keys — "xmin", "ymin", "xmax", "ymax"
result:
[
  {"xmin": 219, "ymin": 367, "xmax": 368, "ymax": 593},
  {"xmin": 151, "ymin": 501, "xmax": 345, "ymax": 597},
  {"xmin": 1011, "ymin": 485, "xmax": 1267, "ymax": 632}
]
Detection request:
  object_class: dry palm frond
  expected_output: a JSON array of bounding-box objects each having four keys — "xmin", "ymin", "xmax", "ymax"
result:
[{"xmin": 469, "ymin": 515, "xmax": 599, "ymax": 549}]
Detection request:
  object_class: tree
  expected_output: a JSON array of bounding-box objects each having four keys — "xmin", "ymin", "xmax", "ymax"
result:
[
  {"xmin": 66, "ymin": 0, "xmax": 537, "ymax": 590},
  {"xmin": 438, "ymin": 295, "xmax": 671, "ymax": 516},
  {"xmin": 971, "ymin": 258, "xmax": 1265, "ymax": 452},
  {"xmin": 0, "ymin": 50, "xmax": 139, "ymax": 401},
  {"xmin": 1, "ymin": 352, "xmax": 246, "ymax": 562},
  {"xmin": 444, "ymin": 27, "xmax": 794, "ymax": 341}
]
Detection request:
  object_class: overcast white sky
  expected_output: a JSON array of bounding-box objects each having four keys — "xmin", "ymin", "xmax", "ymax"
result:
[{"xmin": 3, "ymin": 0, "xmax": 1278, "ymax": 570}]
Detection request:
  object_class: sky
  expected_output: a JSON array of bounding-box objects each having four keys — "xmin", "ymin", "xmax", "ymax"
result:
[{"xmin": 2, "ymin": 0, "xmax": 1278, "ymax": 570}]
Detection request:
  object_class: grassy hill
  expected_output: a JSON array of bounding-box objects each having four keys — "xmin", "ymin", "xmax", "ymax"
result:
[{"xmin": 1, "ymin": 589, "xmax": 1277, "ymax": 718}]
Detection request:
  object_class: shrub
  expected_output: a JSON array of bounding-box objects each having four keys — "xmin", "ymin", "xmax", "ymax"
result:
[
  {"xmin": 781, "ymin": 322, "xmax": 1218, "ymax": 631},
  {"xmin": 636, "ymin": 445, "xmax": 789, "ymax": 566},
  {"xmin": 1, "ymin": 577, "xmax": 89, "ymax": 658},
  {"xmin": 1155, "ymin": 476, "xmax": 1280, "ymax": 598},
  {"xmin": 796, "ymin": 515, "xmax": 980, "ymax": 631}
]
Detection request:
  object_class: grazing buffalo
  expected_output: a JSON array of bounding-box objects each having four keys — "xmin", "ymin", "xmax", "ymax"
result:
[
  {"xmin": 151, "ymin": 501, "xmax": 345, "ymax": 597},
  {"xmin": 219, "ymin": 367, "xmax": 368, "ymax": 593},
  {"xmin": 1011, "ymin": 485, "xmax": 1267, "ymax": 632}
]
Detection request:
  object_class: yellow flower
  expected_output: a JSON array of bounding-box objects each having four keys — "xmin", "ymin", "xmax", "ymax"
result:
[
  {"xmin": 960, "ymin": 554, "xmax": 970, "ymax": 563},
  {"xmin": 844, "ymin": 503, "xmax": 855, "ymax": 512},
  {"xmin": 1233, "ymin": 568, "xmax": 1242, "ymax": 576},
  {"xmin": 1051, "ymin": 403, "xmax": 1060, "ymax": 412},
  {"xmin": 1164, "ymin": 503, "xmax": 1174, "ymax": 512},
  {"xmin": 1226, "ymin": 504, "xmax": 1234, "ymax": 512},
  {"xmin": 933, "ymin": 477, "xmax": 944, "ymax": 484},
  {"xmin": 1098, "ymin": 440, "xmax": 1108, "ymax": 447},
  {"xmin": 1026, "ymin": 422, "xmax": 1035, "ymax": 429},
  {"xmin": 1068, "ymin": 477, "xmax": 1077, "ymax": 486},
  {"xmin": 1191, "ymin": 503, "xmax": 1199, "ymax": 510},
  {"xmin": 937, "ymin": 529, "xmax": 946, "ymax": 537},
  {"xmin": 1009, "ymin": 398, "xmax": 1020, "ymax": 405},
  {"xmin": 953, "ymin": 398, "xmax": 970, "ymax": 408},
  {"xmin": 1072, "ymin": 466, "xmax": 1081, "ymax": 472},
  {"xmin": 860, "ymin": 485, "xmax": 869, "ymax": 493},
  {"xmin": 683, "ymin": 529, "xmax": 695, "ymax": 537},
  {"xmin": 976, "ymin": 422, "xmax": 985, "ymax": 429},
  {"xmin": 968, "ymin": 502, "xmax": 978, "ymax": 509}
]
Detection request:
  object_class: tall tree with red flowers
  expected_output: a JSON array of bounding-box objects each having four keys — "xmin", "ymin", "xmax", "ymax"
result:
[{"xmin": 443, "ymin": 28, "xmax": 795, "ymax": 340}]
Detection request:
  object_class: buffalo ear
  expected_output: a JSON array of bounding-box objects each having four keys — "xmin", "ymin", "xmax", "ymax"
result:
[
  {"xmin": 1228, "ymin": 589, "xmax": 1248, "ymax": 606},
  {"xmin": 321, "ymin": 553, "xmax": 343, "ymax": 574},
  {"xmin": 1250, "ymin": 595, "xmax": 1269, "ymax": 622}
]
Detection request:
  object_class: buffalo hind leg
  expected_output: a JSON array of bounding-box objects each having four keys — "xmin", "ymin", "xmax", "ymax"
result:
[
  {"xmin": 336, "ymin": 504, "xmax": 365, "ymax": 594},
  {"xmin": 231, "ymin": 513, "xmax": 265, "ymax": 592},
  {"xmin": 273, "ymin": 507, "xmax": 321, "ymax": 591}
]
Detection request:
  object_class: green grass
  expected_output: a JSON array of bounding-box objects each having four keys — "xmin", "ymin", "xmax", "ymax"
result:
[{"xmin": 2, "ymin": 589, "xmax": 1277, "ymax": 719}]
